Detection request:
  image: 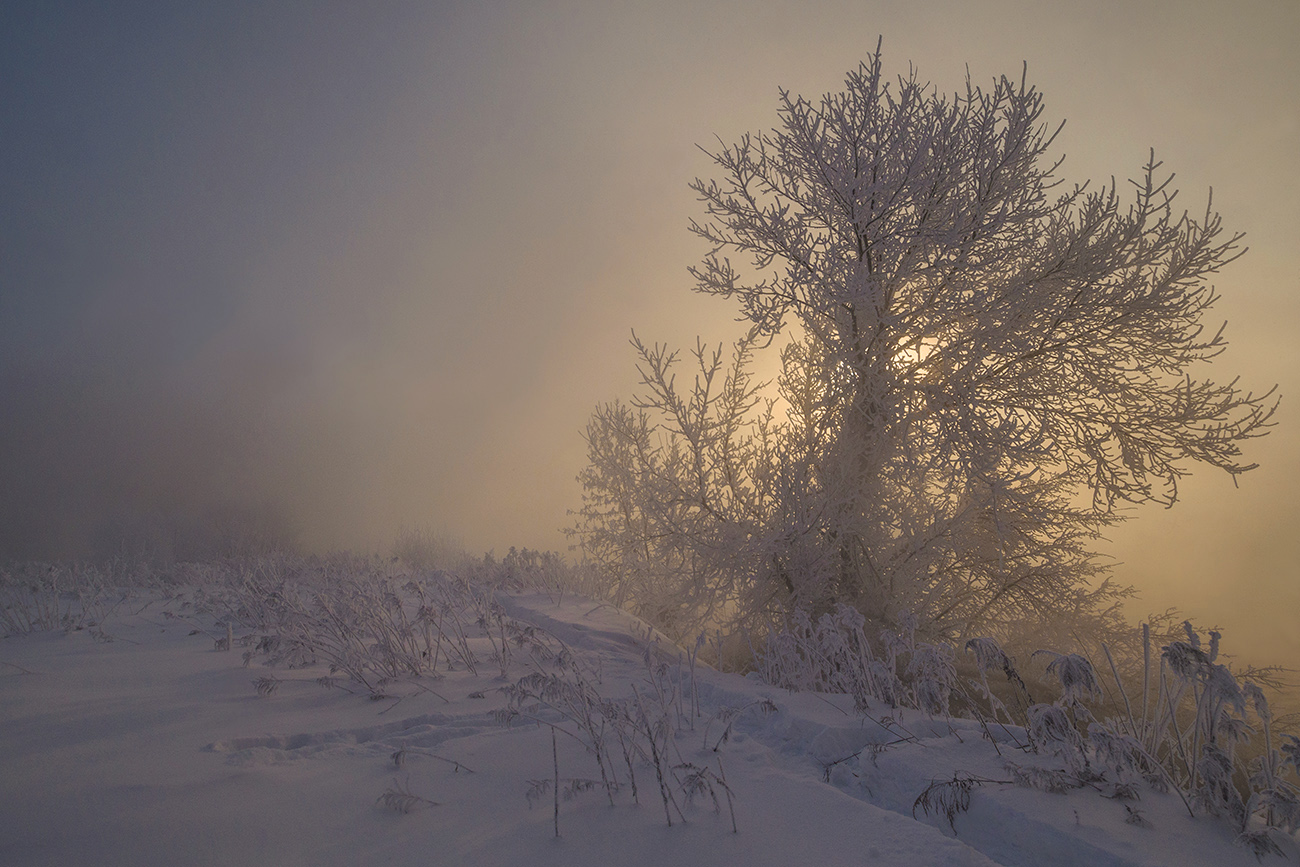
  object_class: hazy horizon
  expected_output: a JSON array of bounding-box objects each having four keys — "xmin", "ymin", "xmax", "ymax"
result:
[{"xmin": 2, "ymin": 0, "xmax": 1296, "ymax": 663}]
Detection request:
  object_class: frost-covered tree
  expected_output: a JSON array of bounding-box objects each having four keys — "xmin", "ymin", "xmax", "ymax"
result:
[{"xmin": 572, "ymin": 45, "xmax": 1276, "ymax": 643}]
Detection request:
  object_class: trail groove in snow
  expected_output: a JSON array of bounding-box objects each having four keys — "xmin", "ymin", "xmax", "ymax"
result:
[{"xmin": 0, "ymin": 589, "xmax": 1289, "ymax": 866}]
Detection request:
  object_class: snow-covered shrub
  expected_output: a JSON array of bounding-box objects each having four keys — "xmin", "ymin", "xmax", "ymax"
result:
[
  {"xmin": 754, "ymin": 604, "xmax": 909, "ymax": 713},
  {"xmin": 908, "ymin": 643, "xmax": 958, "ymax": 717},
  {"xmin": 962, "ymin": 635, "xmax": 1033, "ymax": 729},
  {"xmin": 500, "ymin": 634, "xmax": 736, "ymax": 833},
  {"xmin": 1034, "ymin": 651, "xmax": 1102, "ymax": 709},
  {"xmin": 0, "ymin": 563, "xmax": 86, "ymax": 636},
  {"xmin": 1073, "ymin": 622, "xmax": 1297, "ymax": 845},
  {"xmin": 457, "ymin": 546, "xmax": 610, "ymax": 606},
  {"xmin": 198, "ymin": 554, "xmax": 561, "ymax": 696},
  {"xmin": 0, "ymin": 561, "xmax": 128, "ymax": 638},
  {"xmin": 912, "ymin": 774, "xmax": 1007, "ymax": 833},
  {"xmin": 1026, "ymin": 703, "xmax": 1090, "ymax": 777},
  {"xmin": 757, "ymin": 604, "xmax": 1299, "ymax": 849},
  {"xmin": 390, "ymin": 527, "xmax": 468, "ymax": 573}
]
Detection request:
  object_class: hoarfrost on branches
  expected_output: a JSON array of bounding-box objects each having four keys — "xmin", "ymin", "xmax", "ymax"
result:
[{"xmin": 571, "ymin": 41, "xmax": 1276, "ymax": 648}]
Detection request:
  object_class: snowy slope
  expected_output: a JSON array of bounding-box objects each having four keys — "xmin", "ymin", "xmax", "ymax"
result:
[{"xmin": 0, "ymin": 587, "xmax": 1292, "ymax": 866}]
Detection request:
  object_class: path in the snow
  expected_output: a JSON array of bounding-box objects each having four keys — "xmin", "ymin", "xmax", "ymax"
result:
[{"xmin": 0, "ymin": 587, "xmax": 1285, "ymax": 866}]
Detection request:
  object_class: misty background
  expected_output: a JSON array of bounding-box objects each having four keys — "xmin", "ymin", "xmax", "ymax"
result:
[{"xmin": 1, "ymin": 0, "xmax": 1295, "ymax": 662}]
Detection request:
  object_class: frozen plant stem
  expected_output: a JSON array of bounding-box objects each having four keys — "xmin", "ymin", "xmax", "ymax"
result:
[
  {"xmin": 718, "ymin": 755, "xmax": 737, "ymax": 833},
  {"xmin": 552, "ymin": 728, "xmax": 560, "ymax": 838},
  {"xmin": 633, "ymin": 683, "xmax": 679, "ymax": 826}
]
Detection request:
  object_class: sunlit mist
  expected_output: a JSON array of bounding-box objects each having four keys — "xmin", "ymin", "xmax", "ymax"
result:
[{"xmin": 0, "ymin": 0, "xmax": 1295, "ymax": 666}]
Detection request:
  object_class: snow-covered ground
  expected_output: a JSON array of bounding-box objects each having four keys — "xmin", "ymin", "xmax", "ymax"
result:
[{"xmin": 1, "ymin": 586, "xmax": 1293, "ymax": 866}]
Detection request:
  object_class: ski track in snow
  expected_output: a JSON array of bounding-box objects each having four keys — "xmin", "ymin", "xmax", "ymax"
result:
[{"xmin": 206, "ymin": 712, "xmax": 500, "ymax": 765}]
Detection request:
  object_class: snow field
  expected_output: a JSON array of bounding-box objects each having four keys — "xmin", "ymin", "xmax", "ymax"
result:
[{"xmin": 1, "ymin": 583, "xmax": 1293, "ymax": 866}]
